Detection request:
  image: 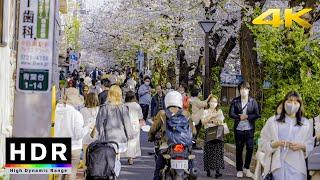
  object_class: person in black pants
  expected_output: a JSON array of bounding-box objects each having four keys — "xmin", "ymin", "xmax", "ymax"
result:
[
  {"xmin": 138, "ymin": 76, "xmax": 152, "ymax": 120},
  {"xmin": 229, "ymin": 81, "xmax": 260, "ymax": 178}
]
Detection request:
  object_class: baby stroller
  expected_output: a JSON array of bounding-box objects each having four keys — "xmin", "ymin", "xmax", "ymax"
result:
[{"xmin": 85, "ymin": 140, "xmax": 120, "ymax": 180}]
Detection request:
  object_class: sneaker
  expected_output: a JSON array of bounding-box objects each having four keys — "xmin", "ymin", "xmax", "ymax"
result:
[
  {"xmin": 236, "ymin": 171, "xmax": 243, "ymax": 178},
  {"xmin": 243, "ymin": 168, "xmax": 252, "ymax": 177}
]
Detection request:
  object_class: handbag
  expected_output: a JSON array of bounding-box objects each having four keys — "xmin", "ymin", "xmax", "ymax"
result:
[{"xmin": 205, "ymin": 125, "xmax": 224, "ymax": 142}]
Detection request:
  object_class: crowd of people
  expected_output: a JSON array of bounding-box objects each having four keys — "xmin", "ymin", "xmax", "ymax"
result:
[{"xmin": 54, "ymin": 66, "xmax": 320, "ymax": 180}]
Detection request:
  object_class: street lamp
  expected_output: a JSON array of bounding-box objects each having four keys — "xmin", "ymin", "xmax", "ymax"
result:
[
  {"xmin": 173, "ymin": 34, "xmax": 184, "ymax": 86},
  {"xmin": 199, "ymin": 20, "xmax": 215, "ymax": 99}
]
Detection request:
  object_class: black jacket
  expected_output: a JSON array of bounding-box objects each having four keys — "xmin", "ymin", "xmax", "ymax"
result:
[
  {"xmin": 229, "ymin": 96, "xmax": 260, "ymax": 131},
  {"xmin": 151, "ymin": 94, "xmax": 165, "ymax": 117}
]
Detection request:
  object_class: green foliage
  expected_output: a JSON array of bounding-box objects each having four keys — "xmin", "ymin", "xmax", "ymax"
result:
[
  {"xmin": 211, "ymin": 66, "xmax": 222, "ymax": 96},
  {"xmin": 152, "ymin": 58, "xmax": 168, "ymax": 87},
  {"xmin": 65, "ymin": 17, "xmax": 81, "ymax": 50},
  {"xmin": 248, "ymin": 23, "xmax": 320, "ymax": 120}
]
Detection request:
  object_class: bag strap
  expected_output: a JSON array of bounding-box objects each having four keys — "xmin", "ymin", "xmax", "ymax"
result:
[
  {"xmin": 313, "ymin": 117, "xmax": 317, "ymax": 146},
  {"xmin": 241, "ymin": 102, "xmax": 248, "ymax": 111}
]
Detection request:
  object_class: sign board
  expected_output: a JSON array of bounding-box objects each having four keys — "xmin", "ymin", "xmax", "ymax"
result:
[{"xmin": 16, "ymin": 0, "xmax": 55, "ymax": 92}]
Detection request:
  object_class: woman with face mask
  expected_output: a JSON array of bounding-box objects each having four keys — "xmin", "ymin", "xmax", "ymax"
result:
[
  {"xmin": 259, "ymin": 91, "xmax": 314, "ymax": 180},
  {"xmin": 201, "ymin": 95, "xmax": 225, "ymax": 178}
]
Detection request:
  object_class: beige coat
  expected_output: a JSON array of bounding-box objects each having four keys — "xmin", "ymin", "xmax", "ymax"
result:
[
  {"xmin": 260, "ymin": 115, "xmax": 314, "ymax": 177},
  {"xmin": 190, "ymin": 97, "xmax": 208, "ymax": 125}
]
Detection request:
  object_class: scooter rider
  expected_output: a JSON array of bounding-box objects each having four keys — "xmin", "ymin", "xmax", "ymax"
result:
[{"xmin": 148, "ymin": 91, "xmax": 196, "ymax": 180}]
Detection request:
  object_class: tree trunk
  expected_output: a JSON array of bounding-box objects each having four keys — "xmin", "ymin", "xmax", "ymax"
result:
[
  {"xmin": 239, "ymin": 0, "xmax": 266, "ymax": 102},
  {"xmin": 179, "ymin": 49, "xmax": 189, "ymax": 89},
  {"xmin": 167, "ymin": 60, "xmax": 176, "ymax": 87}
]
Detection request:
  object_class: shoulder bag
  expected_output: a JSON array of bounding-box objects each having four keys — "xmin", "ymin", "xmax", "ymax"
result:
[{"xmin": 205, "ymin": 125, "xmax": 224, "ymax": 142}]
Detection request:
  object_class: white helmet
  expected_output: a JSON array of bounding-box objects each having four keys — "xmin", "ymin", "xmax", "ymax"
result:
[{"xmin": 165, "ymin": 91, "xmax": 183, "ymax": 109}]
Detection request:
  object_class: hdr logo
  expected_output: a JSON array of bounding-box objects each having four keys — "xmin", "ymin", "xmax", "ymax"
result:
[
  {"xmin": 5, "ymin": 138, "xmax": 71, "ymax": 174},
  {"xmin": 252, "ymin": 9, "xmax": 313, "ymax": 28}
]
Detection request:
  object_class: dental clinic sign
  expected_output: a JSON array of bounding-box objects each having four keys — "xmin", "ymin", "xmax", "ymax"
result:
[{"xmin": 16, "ymin": 0, "xmax": 55, "ymax": 92}]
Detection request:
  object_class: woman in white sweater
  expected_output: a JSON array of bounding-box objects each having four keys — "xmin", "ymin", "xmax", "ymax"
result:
[
  {"xmin": 55, "ymin": 94, "xmax": 93, "ymax": 180},
  {"xmin": 80, "ymin": 93, "xmax": 100, "ymax": 166},
  {"xmin": 260, "ymin": 91, "xmax": 314, "ymax": 180},
  {"xmin": 122, "ymin": 91, "xmax": 144, "ymax": 165}
]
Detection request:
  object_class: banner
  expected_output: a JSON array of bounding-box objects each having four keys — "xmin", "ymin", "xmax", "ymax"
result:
[{"xmin": 16, "ymin": 0, "xmax": 54, "ymax": 92}]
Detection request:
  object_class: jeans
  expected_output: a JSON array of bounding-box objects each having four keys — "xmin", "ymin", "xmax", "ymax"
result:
[
  {"xmin": 235, "ymin": 130, "xmax": 254, "ymax": 171},
  {"xmin": 140, "ymin": 104, "xmax": 149, "ymax": 120}
]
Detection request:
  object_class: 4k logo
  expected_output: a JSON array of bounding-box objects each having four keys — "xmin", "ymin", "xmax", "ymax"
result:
[{"xmin": 252, "ymin": 9, "xmax": 312, "ymax": 28}]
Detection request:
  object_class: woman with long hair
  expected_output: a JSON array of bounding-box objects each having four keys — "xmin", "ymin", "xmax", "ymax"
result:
[
  {"xmin": 201, "ymin": 95, "xmax": 225, "ymax": 178},
  {"xmin": 80, "ymin": 93, "xmax": 100, "ymax": 167},
  {"xmin": 122, "ymin": 91, "xmax": 144, "ymax": 165},
  {"xmin": 96, "ymin": 85, "xmax": 133, "ymax": 153},
  {"xmin": 260, "ymin": 91, "xmax": 314, "ymax": 180}
]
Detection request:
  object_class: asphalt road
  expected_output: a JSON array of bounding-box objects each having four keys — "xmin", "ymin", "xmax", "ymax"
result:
[{"xmin": 78, "ymin": 130, "xmax": 251, "ymax": 180}]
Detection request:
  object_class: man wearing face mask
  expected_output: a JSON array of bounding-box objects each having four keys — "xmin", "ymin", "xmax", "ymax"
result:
[
  {"xmin": 229, "ymin": 81, "xmax": 260, "ymax": 178},
  {"xmin": 138, "ymin": 76, "xmax": 152, "ymax": 121}
]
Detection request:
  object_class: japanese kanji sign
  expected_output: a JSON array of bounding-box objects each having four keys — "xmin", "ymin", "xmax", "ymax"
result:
[{"xmin": 16, "ymin": 0, "xmax": 54, "ymax": 92}]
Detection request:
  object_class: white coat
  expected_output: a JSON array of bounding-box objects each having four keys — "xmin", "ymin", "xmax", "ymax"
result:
[{"xmin": 259, "ymin": 115, "xmax": 314, "ymax": 177}]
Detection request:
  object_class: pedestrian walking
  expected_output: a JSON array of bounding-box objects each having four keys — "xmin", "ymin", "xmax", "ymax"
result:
[
  {"xmin": 89, "ymin": 79, "xmax": 102, "ymax": 94},
  {"xmin": 96, "ymin": 85, "xmax": 133, "ymax": 154},
  {"xmin": 148, "ymin": 91, "xmax": 196, "ymax": 180},
  {"xmin": 91, "ymin": 67, "xmax": 101, "ymax": 81},
  {"xmin": 138, "ymin": 76, "xmax": 152, "ymax": 121},
  {"xmin": 201, "ymin": 95, "xmax": 224, "ymax": 178},
  {"xmin": 84, "ymin": 73, "xmax": 92, "ymax": 86},
  {"xmin": 78, "ymin": 78, "xmax": 85, "ymax": 96},
  {"xmin": 229, "ymin": 81, "xmax": 260, "ymax": 178},
  {"xmin": 164, "ymin": 82, "xmax": 173, "ymax": 95},
  {"xmin": 98, "ymin": 78, "xmax": 111, "ymax": 105},
  {"xmin": 55, "ymin": 94, "xmax": 93, "ymax": 180},
  {"xmin": 59, "ymin": 71, "xmax": 65, "ymax": 81},
  {"xmin": 80, "ymin": 93, "xmax": 100, "ymax": 167},
  {"xmin": 65, "ymin": 82, "xmax": 84, "ymax": 111},
  {"xmin": 259, "ymin": 91, "xmax": 313, "ymax": 180},
  {"xmin": 151, "ymin": 85, "xmax": 165, "ymax": 118},
  {"xmin": 178, "ymin": 85, "xmax": 190, "ymax": 111},
  {"xmin": 190, "ymin": 88, "xmax": 211, "ymax": 149},
  {"xmin": 122, "ymin": 91, "xmax": 144, "ymax": 165}
]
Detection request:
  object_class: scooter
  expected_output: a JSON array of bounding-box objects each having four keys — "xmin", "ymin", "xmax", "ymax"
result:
[{"xmin": 161, "ymin": 144, "xmax": 198, "ymax": 180}]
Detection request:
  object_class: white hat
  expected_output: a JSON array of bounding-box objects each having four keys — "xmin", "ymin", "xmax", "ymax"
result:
[{"xmin": 165, "ymin": 91, "xmax": 183, "ymax": 109}]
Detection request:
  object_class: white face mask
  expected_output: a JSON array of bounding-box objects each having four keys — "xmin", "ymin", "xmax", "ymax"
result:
[
  {"xmin": 145, "ymin": 82, "xmax": 150, "ymax": 86},
  {"xmin": 284, "ymin": 102, "xmax": 300, "ymax": 115},
  {"xmin": 209, "ymin": 102, "xmax": 218, "ymax": 109},
  {"xmin": 240, "ymin": 89, "xmax": 249, "ymax": 97}
]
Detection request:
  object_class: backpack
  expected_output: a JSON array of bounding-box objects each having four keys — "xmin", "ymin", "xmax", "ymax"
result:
[
  {"xmin": 85, "ymin": 140, "xmax": 118, "ymax": 179},
  {"xmin": 165, "ymin": 109, "xmax": 193, "ymax": 146}
]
